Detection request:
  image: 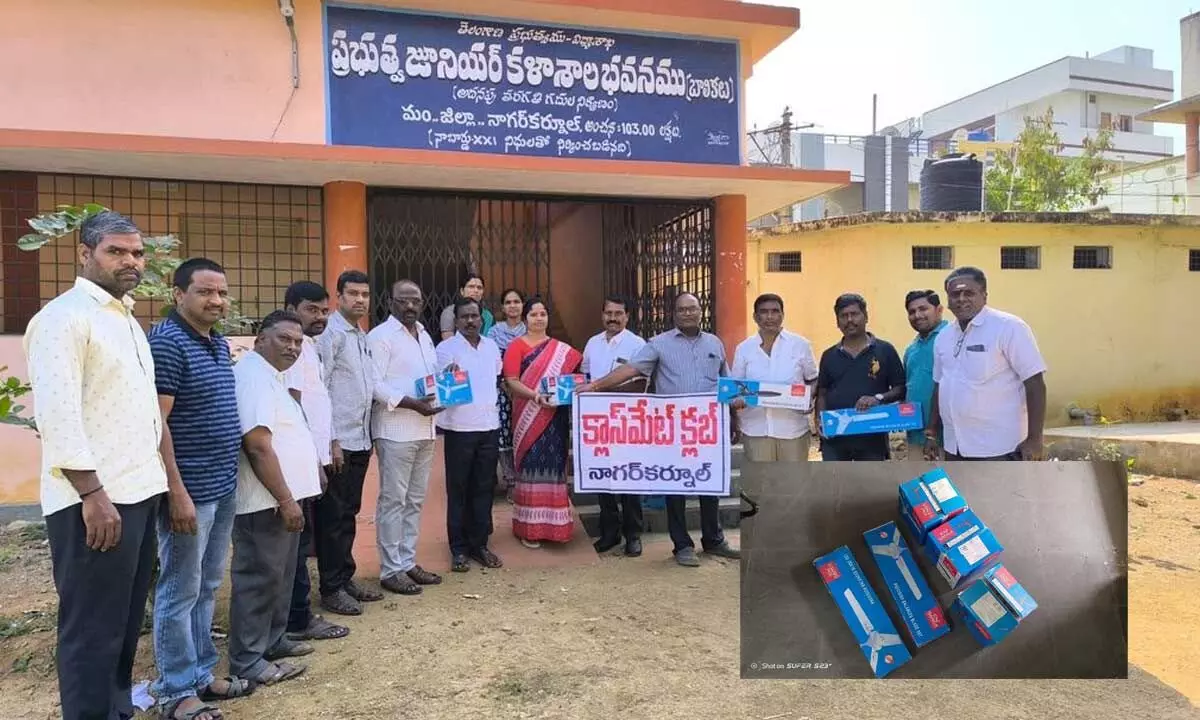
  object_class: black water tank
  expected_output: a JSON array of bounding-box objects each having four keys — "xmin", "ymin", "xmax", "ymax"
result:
[{"xmin": 919, "ymin": 153, "xmax": 983, "ymax": 212}]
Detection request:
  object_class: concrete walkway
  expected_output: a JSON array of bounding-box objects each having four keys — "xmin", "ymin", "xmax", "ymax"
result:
[{"xmin": 1045, "ymin": 421, "xmax": 1200, "ymax": 479}]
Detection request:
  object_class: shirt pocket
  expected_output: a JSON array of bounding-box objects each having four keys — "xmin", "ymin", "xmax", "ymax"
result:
[
  {"xmin": 960, "ymin": 343, "xmax": 1004, "ymax": 384},
  {"xmin": 701, "ymin": 353, "xmax": 723, "ymax": 383}
]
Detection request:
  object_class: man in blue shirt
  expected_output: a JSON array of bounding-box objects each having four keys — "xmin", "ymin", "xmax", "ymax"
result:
[
  {"xmin": 148, "ymin": 259, "xmax": 251, "ymax": 720},
  {"xmin": 902, "ymin": 289, "xmax": 947, "ymax": 456}
]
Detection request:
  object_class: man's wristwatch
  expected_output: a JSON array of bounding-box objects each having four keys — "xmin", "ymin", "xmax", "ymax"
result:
[{"xmin": 873, "ymin": 393, "xmax": 884, "ymax": 402}]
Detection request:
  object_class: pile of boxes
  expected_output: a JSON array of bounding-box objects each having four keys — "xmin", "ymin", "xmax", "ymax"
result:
[{"xmin": 812, "ymin": 468, "xmax": 1039, "ymax": 677}]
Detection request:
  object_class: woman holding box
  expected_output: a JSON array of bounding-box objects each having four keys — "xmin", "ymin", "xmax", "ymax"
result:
[{"xmin": 502, "ymin": 297, "xmax": 581, "ymax": 547}]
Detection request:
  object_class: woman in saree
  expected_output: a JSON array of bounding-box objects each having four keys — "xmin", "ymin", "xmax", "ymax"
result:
[
  {"xmin": 487, "ymin": 288, "xmax": 527, "ymax": 500},
  {"xmin": 502, "ymin": 297, "xmax": 582, "ymax": 548}
]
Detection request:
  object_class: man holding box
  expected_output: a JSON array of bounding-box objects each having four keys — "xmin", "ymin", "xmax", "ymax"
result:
[
  {"xmin": 437, "ymin": 296, "xmax": 505, "ymax": 573},
  {"xmin": 578, "ymin": 292, "xmax": 740, "ymax": 568},
  {"xmin": 814, "ymin": 294, "xmax": 906, "ymax": 461},
  {"xmin": 902, "ymin": 289, "xmax": 948, "ymax": 456},
  {"xmin": 730, "ymin": 293, "xmax": 819, "ymax": 463},
  {"xmin": 581, "ymin": 295, "xmax": 647, "ymax": 555},
  {"xmin": 368, "ymin": 280, "xmax": 445, "ymax": 595},
  {"xmin": 924, "ymin": 267, "xmax": 1048, "ymax": 461}
]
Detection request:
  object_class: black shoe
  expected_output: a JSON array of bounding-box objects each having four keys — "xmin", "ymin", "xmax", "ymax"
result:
[
  {"xmin": 593, "ymin": 535, "xmax": 622, "ymax": 554},
  {"xmin": 704, "ymin": 542, "xmax": 741, "ymax": 560},
  {"xmin": 451, "ymin": 554, "xmax": 470, "ymax": 572},
  {"xmin": 624, "ymin": 538, "xmax": 642, "ymax": 557}
]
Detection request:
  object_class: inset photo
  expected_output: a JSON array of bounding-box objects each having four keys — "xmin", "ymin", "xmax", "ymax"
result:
[{"xmin": 740, "ymin": 461, "xmax": 1128, "ymax": 679}]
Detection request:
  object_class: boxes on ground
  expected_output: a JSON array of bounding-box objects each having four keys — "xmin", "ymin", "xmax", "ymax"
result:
[
  {"xmin": 952, "ymin": 564, "xmax": 1038, "ymax": 646},
  {"xmin": 820, "ymin": 402, "xmax": 923, "ymax": 437},
  {"xmin": 813, "ymin": 545, "xmax": 912, "ymax": 678},
  {"xmin": 921, "ymin": 509, "xmax": 1004, "ymax": 589},
  {"xmin": 863, "ymin": 521, "xmax": 950, "ymax": 648},
  {"xmin": 717, "ymin": 378, "xmax": 812, "ymax": 412},
  {"xmin": 898, "ymin": 468, "xmax": 969, "ymax": 543},
  {"xmin": 414, "ymin": 370, "xmax": 473, "ymax": 408},
  {"xmin": 539, "ymin": 374, "xmax": 587, "ymax": 406}
]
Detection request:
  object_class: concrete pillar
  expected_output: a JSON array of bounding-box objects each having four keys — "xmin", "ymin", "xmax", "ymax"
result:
[
  {"xmin": 714, "ymin": 194, "xmax": 748, "ymax": 361},
  {"xmin": 1186, "ymin": 112, "xmax": 1199, "ymax": 178},
  {"xmin": 322, "ymin": 181, "xmax": 368, "ymax": 303}
]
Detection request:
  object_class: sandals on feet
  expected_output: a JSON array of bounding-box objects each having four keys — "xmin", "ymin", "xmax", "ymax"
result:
[
  {"xmin": 381, "ymin": 572, "xmax": 422, "ymax": 595},
  {"xmin": 253, "ymin": 661, "xmax": 307, "ymax": 686},
  {"xmin": 197, "ymin": 676, "xmax": 254, "ymax": 702},
  {"xmin": 471, "ymin": 548, "xmax": 505, "ymax": 567},
  {"xmin": 264, "ymin": 638, "xmax": 314, "ymax": 661},
  {"xmin": 451, "ymin": 554, "xmax": 471, "ymax": 572},
  {"xmin": 287, "ymin": 614, "xmax": 349, "ymax": 642},
  {"xmin": 407, "ymin": 565, "xmax": 443, "ymax": 585},
  {"xmin": 345, "ymin": 579, "xmax": 384, "ymax": 602},
  {"xmin": 160, "ymin": 697, "xmax": 222, "ymax": 720}
]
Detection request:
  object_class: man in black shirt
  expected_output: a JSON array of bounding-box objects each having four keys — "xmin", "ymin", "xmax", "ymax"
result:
[{"xmin": 815, "ymin": 294, "xmax": 906, "ymax": 461}]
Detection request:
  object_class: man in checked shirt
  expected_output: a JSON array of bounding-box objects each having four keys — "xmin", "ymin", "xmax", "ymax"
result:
[{"xmin": 313, "ymin": 270, "xmax": 384, "ymax": 615}]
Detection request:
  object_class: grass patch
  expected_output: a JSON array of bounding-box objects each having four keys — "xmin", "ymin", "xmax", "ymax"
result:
[{"xmin": 0, "ymin": 610, "xmax": 55, "ymax": 640}]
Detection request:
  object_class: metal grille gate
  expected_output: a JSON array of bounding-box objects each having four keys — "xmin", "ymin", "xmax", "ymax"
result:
[
  {"xmin": 601, "ymin": 201, "xmax": 716, "ymax": 337},
  {"xmin": 367, "ymin": 190, "xmax": 552, "ymax": 332}
]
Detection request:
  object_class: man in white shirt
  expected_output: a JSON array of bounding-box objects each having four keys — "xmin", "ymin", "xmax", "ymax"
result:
[
  {"xmin": 229, "ymin": 310, "xmax": 323, "ymax": 689},
  {"xmin": 436, "ymin": 297, "xmax": 505, "ymax": 573},
  {"xmin": 282, "ymin": 282, "xmax": 348, "ymax": 645},
  {"xmin": 925, "ymin": 266, "xmax": 1048, "ymax": 461},
  {"xmin": 731, "ymin": 293, "xmax": 819, "ymax": 463},
  {"xmin": 24, "ymin": 211, "xmax": 169, "ymax": 720},
  {"xmin": 368, "ymin": 280, "xmax": 445, "ymax": 595},
  {"xmin": 581, "ymin": 295, "xmax": 647, "ymax": 557}
]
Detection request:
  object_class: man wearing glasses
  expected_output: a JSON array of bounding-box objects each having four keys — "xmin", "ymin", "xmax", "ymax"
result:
[{"xmin": 924, "ymin": 267, "xmax": 1048, "ymax": 461}]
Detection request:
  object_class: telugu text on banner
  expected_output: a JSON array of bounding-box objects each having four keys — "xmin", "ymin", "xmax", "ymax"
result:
[
  {"xmin": 572, "ymin": 393, "xmax": 730, "ymax": 496},
  {"xmin": 325, "ymin": 5, "xmax": 741, "ymax": 165}
]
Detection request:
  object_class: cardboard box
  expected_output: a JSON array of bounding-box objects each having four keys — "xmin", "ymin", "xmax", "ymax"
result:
[
  {"xmin": 813, "ymin": 545, "xmax": 913, "ymax": 678},
  {"xmin": 414, "ymin": 370, "xmax": 473, "ymax": 408},
  {"xmin": 952, "ymin": 564, "xmax": 1038, "ymax": 646},
  {"xmin": 921, "ymin": 509, "xmax": 1004, "ymax": 589},
  {"xmin": 717, "ymin": 378, "xmax": 812, "ymax": 412},
  {"xmin": 898, "ymin": 468, "xmax": 970, "ymax": 543},
  {"xmin": 538, "ymin": 374, "xmax": 587, "ymax": 406},
  {"xmin": 819, "ymin": 402, "xmax": 923, "ymax": 437},
  {"xmin": 863, "ymin": 521, "xmax": 951, "ymax": 649}
]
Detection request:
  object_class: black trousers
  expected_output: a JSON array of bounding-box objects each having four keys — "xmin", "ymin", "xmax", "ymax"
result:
[
  {"xmin": 443, "ymin": 429, "xmax": 498, "ymax": 557},
  {"xmin": 47, "ymin": 493, "xmax": 162, "ymax": 720},
  {"xmin": 288, "ymin": 499, "xmax": 315, "ymax": 632},
  {"xmin": 820, "ymin": 434, "xmax": 891, "ymax": 461},
  {"xmin": 314, "ymin": 449, "xmax": 370, "ymax": 596},
  {"xmin": 947, "ymin": 450, "xmax": 1023, "ymax": 461},
  {"xmin": 665, "ymin": 495, "xmax": 723, "ymax": 553},
  {"xmin": 598, "ymin": 493, "xmax": 643, "ymax": 542}
]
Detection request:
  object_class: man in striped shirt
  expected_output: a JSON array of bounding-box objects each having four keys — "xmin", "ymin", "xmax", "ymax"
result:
[{"xmin": 148, "ymin": 258, "xmax": 250, "ymax": 719}]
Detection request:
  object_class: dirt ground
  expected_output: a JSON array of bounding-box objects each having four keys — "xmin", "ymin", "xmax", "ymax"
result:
[{"xmin": 0, "ymin": 476, "xmax": 1198, "ymax": 720}]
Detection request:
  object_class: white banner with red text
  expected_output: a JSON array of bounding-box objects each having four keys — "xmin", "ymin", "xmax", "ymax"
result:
[{"xmin": 572, "ymin": 393, "xmax": 731, "ymax": 496}]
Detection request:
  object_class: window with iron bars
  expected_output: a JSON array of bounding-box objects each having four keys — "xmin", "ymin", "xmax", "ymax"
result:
[
  {"xmin": 911, "ymin": 245, "xmax": 953, "ymax": 270},
  {"xmin": 766, "ymin": 251, "xmax": 802, "ymax": 272},
  {"xmin": 1189, "ymin": 249, "xmax": 1200, "ymax": 272},
  {"xmin": 1000, "ymin": 246, "xmax": 1041, "ymax": 270},
  {"xmin": 0, "ymin": 174, "xmax": 324, "ymax": 334},
  {"xmin": 1073, "ymin": 246, "xmax": 1113, "ymax": 270}
]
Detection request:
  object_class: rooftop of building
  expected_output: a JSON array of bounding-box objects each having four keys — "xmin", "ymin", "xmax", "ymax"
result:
[{"xmin": 750, "ymin": 210, "xmax": 1200, "ymax": 236}]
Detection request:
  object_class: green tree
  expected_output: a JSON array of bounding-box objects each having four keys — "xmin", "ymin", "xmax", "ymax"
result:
[
  {"xmin": 17, "ymin": 204, "xmax": 253, "ymax": 333},
  {"xmin": 983, "ymin": 108, "xmax": 1116, "ymax": 212}
]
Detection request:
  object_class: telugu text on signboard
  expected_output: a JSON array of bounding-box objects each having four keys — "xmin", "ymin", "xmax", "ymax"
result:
[
  {"xmin": 325, "ymin": 5, "xmax": 741, "ymax": 165},
  {"xmin": 572, "ymin": 393, "xmax": 730, "ymax": 496}
]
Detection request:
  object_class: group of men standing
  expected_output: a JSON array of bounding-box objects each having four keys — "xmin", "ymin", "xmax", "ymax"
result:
[
  {"xmin": 730, "ymin": 267, "xmax": 1048, "ymax": 464},
  {"xmin": 22, "ymin": 211, "xmax": 506, "ymax": 720},
  {"xmin": 22, "ymin": 209, "xmax": 1048, "ymax": 720}
]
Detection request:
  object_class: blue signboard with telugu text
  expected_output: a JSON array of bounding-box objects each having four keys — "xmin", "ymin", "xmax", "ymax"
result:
[{"xmin": 324, "ymin": 5, "xmax": 742, "ymax": 165}]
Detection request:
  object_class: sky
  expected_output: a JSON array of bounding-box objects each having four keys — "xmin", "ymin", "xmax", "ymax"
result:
[{"xmin": 744, "ymin": 0, "xmax": 1197, "ymax": 148}]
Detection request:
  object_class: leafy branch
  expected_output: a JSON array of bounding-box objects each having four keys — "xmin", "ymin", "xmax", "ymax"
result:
[
  {"xmin": 0, "ymin": 366, "xmax": 35, "ymax": 432},
  {"xmin": 983, "ymin": 108, "xmax": 1116, "ymax": 212},
  {"xmin": 18, "ymin": 204, "xmax": 255, "ymax": 335}
]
